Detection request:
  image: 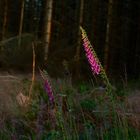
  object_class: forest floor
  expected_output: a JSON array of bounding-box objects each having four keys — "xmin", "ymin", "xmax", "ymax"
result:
[{"xmin": 0, "ymin": 71, "xmax": 140, "ymax": 139}]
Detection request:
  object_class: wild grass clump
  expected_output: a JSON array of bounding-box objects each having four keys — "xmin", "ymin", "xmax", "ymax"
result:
[
  {"xmin": 0, "ymin": 77, "xmax": 140, "ymax": 139},
  {"xmin": 1, "ymin": 78, "xmax": 140, "ymax": 139}
]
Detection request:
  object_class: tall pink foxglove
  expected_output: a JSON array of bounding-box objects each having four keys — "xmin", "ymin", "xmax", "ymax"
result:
[{"xmin": 80, "ymin": 27, "xmax": 101, "ymax": 75}]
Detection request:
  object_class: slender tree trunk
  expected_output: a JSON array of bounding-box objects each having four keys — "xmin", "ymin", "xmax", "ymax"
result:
[
  {"xmin": 43, "ymin": 0, "xmax": 53, "ymax": 62},
  {"xmin": 74, "ymin": 0, "xmax": 84, "ymax": 79},
  {"xmin": 75, "ymin": 0, "xmax": 84, "ymax": 61},
  {"xmin": 18, "ymin": 0, "xmax": 25, "ymax": 47},
  {"xmin": 29, "ymin": 0, "xmax": 35, "ymax": 32},
  {"xmin": 2, "ymin": 0, "xmax": 8, "ymax": 40},
  {"xmin": 104, "ymin": 0, "xmax": 113, "ymax": 72}
]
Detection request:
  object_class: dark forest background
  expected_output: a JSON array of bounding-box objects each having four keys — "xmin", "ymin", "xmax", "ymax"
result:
[{"xmin": 0, "ymin": 0, "xmax": 140, "ymax": 81}]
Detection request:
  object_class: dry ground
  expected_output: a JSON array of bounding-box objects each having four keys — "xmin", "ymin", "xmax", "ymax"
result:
[{"xmin": 0, "ymin": 71, "xmax": 33, "ymax": 118}]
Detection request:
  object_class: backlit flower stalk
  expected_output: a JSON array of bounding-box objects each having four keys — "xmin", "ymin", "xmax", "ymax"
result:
[
  {"xmin": 82, "ymin": 34, "xmax": 101, "ymax": 75},
  {"xmin": 80, "ymin": 26, "xmax": 111, "ymax": 90},
  {"xmin": 40, "ymin": 69, "xmax": 54, "ymax": 104},
  {"xmin": 44, "ymin": 80, "xmax": 54, "ymax": 103}
]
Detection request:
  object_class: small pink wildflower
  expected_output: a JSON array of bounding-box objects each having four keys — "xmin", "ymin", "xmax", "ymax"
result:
[
  {"xmin": 40, "ymin": 69, "xmax": 54, "ymax": 103},
  {"xmin": 44, "ymin": 79, "xmax": 54, "ymax": 103}
]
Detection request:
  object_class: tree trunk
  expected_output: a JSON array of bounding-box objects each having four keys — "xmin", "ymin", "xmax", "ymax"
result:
[
  {"xmin": 104, "ymin": 0, "xmax": 113, "ymax": 73},
  {"xmin": 28, "ymin": 0, "xmax": 35, "ymax": 33},
  {"xmin": 18, "ymin": 0, "xmax": 25, "ymax": 47},
  {"xmin": 43, "ymin": 0, "xmax": 53, "ymax": 62},
  {"xmin": 74, "ymin": 0, "xmax": 84, "ymax": 79},
  {"xmin": 75, "ymin": 0, "xmax": 84, "ymax": 61},
  {"xmin": 2, "ymin": 0, "xmax": 8, "ymax": 40}
]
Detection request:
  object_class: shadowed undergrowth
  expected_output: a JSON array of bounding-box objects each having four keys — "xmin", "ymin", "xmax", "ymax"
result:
[{"xmin": 0, "ymin": 74, "xmax": 140, "ymax": 140}]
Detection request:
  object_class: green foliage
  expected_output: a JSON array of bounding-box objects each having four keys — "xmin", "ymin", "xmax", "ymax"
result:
[
  {"xmin": 77, "ymin": 82, "xmax": 91, "ymax": 94},
  {"xmin": 80, "ymin": 99, "xmax": 97, "ymax": 111}
]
